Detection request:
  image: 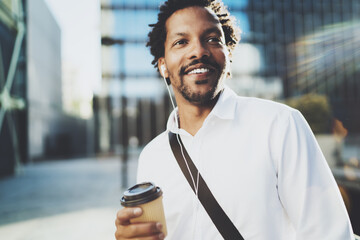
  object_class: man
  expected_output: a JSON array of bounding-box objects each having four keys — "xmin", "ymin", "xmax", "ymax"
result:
[{"xmin": 115, "ymin": 0, "xmax": 354, "ymax": 239}]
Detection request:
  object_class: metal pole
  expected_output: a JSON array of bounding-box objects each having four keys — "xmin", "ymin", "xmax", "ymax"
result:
[
  {"xmin": 119, "ymin": 43, "xmax": 128, "ymax": 188},
  {"xmin": 121, "ymin": 95, "xmax": 128, "ymax": 188}
]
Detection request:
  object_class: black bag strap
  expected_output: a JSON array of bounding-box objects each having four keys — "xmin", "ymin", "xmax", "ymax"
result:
[{"xmin": 168, "ymin": 132, "xmax": 244, "ymax": 240}]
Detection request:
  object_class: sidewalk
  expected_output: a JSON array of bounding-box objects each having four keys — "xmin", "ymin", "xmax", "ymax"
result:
[{"xmin": 0, "ymin": 155, "xmax": 139, "ymax": 240}]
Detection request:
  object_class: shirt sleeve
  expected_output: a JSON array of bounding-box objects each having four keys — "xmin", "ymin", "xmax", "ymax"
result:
[{"xmin": 276, "ymin": 110, "xmax": 354, "ymax": 239}]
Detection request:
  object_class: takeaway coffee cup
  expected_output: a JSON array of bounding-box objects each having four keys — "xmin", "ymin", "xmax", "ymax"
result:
[{"xmin": 121, "ymin": 182, "xmax": 167, "ymax": 236}]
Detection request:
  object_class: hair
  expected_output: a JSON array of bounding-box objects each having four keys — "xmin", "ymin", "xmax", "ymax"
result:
[{"xmin": 146, "ymin": 0, "xmax": 241, "ymax": 70}]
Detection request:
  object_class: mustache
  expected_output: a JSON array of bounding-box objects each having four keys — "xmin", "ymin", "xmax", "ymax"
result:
[{"xmin": 179, "ymin": 59, "xmax": 220, "ymax": 75}]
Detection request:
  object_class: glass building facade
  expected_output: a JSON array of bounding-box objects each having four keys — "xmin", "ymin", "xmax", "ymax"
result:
[
  {"xmin": 246, "ymin": 0, "xmax": 360, "ymax": 133},
  {"xmin": 0, "ymin": 0, "xmax": 27, "ymax": 177},
  {"xmin": 99, "ymin": 0, "xmax": 360, "ymax": 230}
]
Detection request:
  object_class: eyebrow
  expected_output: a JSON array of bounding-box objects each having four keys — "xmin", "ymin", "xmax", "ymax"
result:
[
  {"xmin": 169, "ymin": 26, "xmax": 223, "ymax": 39},
  {"xmin": 203, "ymin": 26, "xmax": 223, "ymax": 37},
  {"xmin": 171, "ymin": 32, "xmax": 188, "ymax": 38}
]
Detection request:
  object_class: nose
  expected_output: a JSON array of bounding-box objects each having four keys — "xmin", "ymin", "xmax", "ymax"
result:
[{"xmin": 188, "ymin": 40, "xmax": 210, "ymax": 60}]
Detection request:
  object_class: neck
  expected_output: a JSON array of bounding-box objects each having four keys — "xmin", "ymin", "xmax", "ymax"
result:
[{"xmin": 176, "ymin": 93, "xmax": 220, "ymax": 136}]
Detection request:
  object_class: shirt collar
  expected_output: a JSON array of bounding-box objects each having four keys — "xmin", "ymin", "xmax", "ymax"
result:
[
  {"xmin": 166, "ymin": 85, "xmax": 237, "ymax": 132},
  {"xmin": 209, "ymin": 85, "xmax": 237, "ymax": 120}
]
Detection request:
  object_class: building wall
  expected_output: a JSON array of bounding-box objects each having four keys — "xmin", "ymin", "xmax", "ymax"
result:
[
  {"xmin": 26, "ymin": 0, "xmax": 95, "ymax": 161},
  {"xmin": 26, "ymin": 0, "xmax": 62, "ymax": 159}
]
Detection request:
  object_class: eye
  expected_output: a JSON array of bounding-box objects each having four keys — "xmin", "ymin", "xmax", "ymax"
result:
[
  {"xmin": 207, "ymin": 36, "xmax": 224, "ymax": 45},
  {"xmin": 173, "ymin": 39, "xmax": 187, "ymax": 46}
]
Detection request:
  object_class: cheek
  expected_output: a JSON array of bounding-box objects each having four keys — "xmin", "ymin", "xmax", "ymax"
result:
[
  {"xmin": 166, "ymin": 53, "xmax": 184, "ymax": 75},
  {"xmin": 214, "ymin": 48, "xmax": 229, "ymax": 65}
]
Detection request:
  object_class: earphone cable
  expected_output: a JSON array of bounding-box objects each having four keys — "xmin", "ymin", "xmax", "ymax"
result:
[{"xmin": 162, "ymin": 75, "xmax": 199, "ymax": 195}]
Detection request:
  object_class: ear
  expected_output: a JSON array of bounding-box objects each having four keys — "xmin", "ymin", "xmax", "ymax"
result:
[{"xmin": 158, "ymin": 58, "xmax": 169, "ymax": 78}]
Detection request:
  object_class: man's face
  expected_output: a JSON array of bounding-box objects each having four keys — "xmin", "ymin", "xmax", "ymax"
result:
[{"xmin": 160, "ymin": 6, "xmax": 230, "ymax": 105}]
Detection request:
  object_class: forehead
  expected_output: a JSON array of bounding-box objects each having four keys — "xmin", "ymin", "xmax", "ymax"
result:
[{"xmin": 165, "ymin": 6, "xmax": 223, "ymax": 38}]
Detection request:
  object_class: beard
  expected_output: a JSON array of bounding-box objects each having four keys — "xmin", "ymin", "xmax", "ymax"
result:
[
  {"xmin": 178, "ymin": 79, "xmax": 220, "ymax": 105},
  {"xmin": 173, "ymin": 58, "xmax": 227, "ymax": 105}
]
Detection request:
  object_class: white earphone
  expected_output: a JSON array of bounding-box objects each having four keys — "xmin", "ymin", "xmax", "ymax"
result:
[
  {"xmin": 161, "ymin": 64, "xmax": 176, "ymax": 116},
  {"xmin": 161, "ymin": 65, "xmax": 171, "ymax": 85},
  {"xmin": 161, "ymin": 65, "xmax": 166, "ymax": 76}
]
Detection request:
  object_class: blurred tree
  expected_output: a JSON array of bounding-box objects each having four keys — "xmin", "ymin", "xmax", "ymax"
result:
[{"xmin": 286, "ymin": 94, "xmax": 333, "ymax": 134}]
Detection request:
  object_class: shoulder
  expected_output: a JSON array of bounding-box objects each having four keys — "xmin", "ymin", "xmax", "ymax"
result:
[
  {"xmin": 137, "ymin": 130, "xmax": 176, "ymax": 183},
  {"xmin": 140, "ymin": 131, "xmax": 169, "ymax": 159},
  {"xmin": 137, "ymin": 131, "xmax": 168, "ymax": 182},
  {"xmin": 138, "ymin": 130, "xmax": 172, "ymax": 170},
  {"xmin": 234, "ymin": 95, "xmax": 300, "ymax": 122},
  {"xmin": 222, "ymin": 86, "xmax": 297, "ymax": 117}
]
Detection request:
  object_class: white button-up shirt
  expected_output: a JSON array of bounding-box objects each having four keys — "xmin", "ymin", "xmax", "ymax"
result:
[{"xmin": 137, "ymin": 86, "xmax": 354, "ymax": 239}]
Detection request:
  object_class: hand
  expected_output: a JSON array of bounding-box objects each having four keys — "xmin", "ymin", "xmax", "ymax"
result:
[{"xmin": 115, "ymin": 207, "xmax": 165, "ymax": 240}]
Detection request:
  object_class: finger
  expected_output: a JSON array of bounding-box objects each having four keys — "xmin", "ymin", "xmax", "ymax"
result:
[
  {"xmin": 115, "ymin": 232, "xmax": 165, "ymax": 240},
  {"xmin": 116, "ymin": 207, "xmax": 143, "ymax": 226},
  {"xmin": 120, "ymin": 222, "xmax": 163, "ymax": 238}
]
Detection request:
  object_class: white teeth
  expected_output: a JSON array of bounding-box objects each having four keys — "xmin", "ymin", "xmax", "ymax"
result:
[{"xmin": 188, "ymin": 68, "xmax": 210, "ymax": 74}]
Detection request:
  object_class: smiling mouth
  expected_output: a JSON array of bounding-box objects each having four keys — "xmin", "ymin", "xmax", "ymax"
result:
[
  {"xmin": 187, "ymin": 68, "xmax": 210, "ymax": 75},
  {"xmin": 183, "ymin": 66, "xmax": 214, "ymax": 84}
]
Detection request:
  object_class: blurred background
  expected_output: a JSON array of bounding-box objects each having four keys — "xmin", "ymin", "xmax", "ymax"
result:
[{"xmin": 0, "ymin": 0, "xmax": 359, "ymax": 238}]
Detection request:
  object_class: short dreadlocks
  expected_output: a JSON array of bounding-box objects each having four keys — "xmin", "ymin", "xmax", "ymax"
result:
[{"xmin": 146, "ymin": 0, "xmax": 241, "ymax": 70}]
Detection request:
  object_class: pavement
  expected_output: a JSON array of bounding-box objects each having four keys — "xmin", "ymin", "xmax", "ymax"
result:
[
  {"xmin": 1, "ymin": 150, "xmax": 359, "ymax": 239},
  {"xmin": 0, "ymin": 154, "xmax": 139, "ymax": 240}
]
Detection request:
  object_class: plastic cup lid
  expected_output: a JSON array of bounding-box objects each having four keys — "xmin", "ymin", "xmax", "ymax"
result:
[{"xmin": 121, "ymin": 182, "xmax": 162, "ymax": 207}]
